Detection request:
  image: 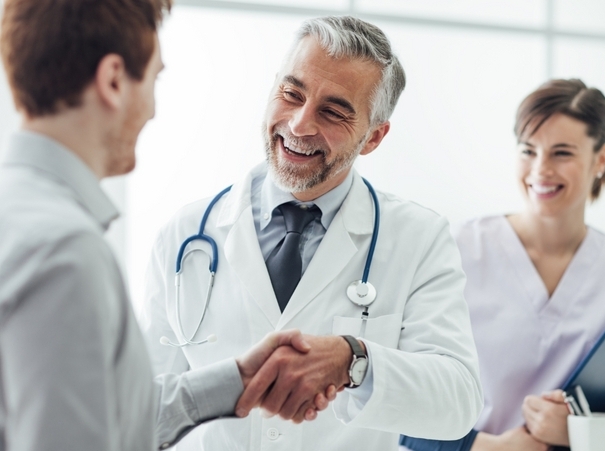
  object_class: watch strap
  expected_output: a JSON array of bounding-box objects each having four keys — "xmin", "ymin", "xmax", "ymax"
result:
[
  {"xmin": 341, "ymin": 335, "xmax": 365, "ymax": 359},
  {"xmin": 341, "ymin": 335, "xmax": 368, "ymax": 388}
]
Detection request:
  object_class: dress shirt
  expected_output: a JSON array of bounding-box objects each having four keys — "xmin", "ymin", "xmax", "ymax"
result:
[
  {"xmin": 0, "ymin": 131, "xmax": 243, "ymax": 451},
  {"xmin": 252, "ymin": 169, "xmax": 353, "ymax": 274}
]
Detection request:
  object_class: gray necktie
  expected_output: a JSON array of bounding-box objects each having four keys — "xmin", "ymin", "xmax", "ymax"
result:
[{"xmin": 266, "ymin": 203, "xmax": 319, "ymax": 312}]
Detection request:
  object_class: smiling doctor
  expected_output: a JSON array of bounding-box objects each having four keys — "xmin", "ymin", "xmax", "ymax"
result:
[{"xmin": 140, "ymin": 16, "xmax": 482, "ymax": 451}]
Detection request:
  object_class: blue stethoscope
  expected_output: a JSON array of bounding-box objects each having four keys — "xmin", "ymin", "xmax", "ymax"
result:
[{"xmin": 161, "ymin": 179, "xmax": 380, "ymax": 348}]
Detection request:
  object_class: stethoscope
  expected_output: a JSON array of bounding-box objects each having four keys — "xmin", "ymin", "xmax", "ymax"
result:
[{"xmin": 160, "ymin": 179, "xmax": 380, "ymax": 348}]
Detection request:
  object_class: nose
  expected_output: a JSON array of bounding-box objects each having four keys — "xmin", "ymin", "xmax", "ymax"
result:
[
  {"xmin": 533, "ymin": 151, "xmax": 554, "ymax": 177},
  {"xmin": 288, "ymin": 104, "xmax": 318, "ymax": 137}
]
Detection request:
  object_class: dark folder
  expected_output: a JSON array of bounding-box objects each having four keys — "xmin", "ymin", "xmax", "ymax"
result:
[{"xmin": 562, "ymin": 328, "xmax": 605, "ymax": 413}]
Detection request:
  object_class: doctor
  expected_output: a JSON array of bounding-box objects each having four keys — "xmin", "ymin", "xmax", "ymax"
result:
[{"xmin": 141, "ymin": 15, "xmax": 483, "ymax": 451}]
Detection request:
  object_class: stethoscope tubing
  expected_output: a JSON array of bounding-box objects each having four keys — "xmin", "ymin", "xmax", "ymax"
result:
[{"xmin": 169, "ymin": 178, "xmax": 379, "ymax": 347}]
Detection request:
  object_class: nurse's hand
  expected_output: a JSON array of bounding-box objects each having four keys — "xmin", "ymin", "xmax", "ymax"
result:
[
  {"xmin": 234, "ymin": 330, "xmax": 336, "ymax": 419},
  {"xmin": 522, "ymin": 390, "xmax": 570, "ymax": 446},
  {"xmin": 236, "ymin": 334, "xmax": 351, "ymax": 423},
  {"xmin": 471, "ymin": 427, "xmax": 548, "ymax": 451}
]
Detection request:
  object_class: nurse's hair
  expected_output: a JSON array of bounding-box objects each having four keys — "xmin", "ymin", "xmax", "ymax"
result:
[
  {"xmin": 514, "ymin": 79, "xmax": 605, "ymax": 200},
  {"xmin": 1, "ymin": 0, "xmax": 172, "ymax": 117},
  {"xmin": 292, "ymin": 16, "xmax": 406, "ymax": 127}
]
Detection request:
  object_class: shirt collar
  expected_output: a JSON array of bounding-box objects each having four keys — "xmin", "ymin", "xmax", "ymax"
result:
[
  {"xmin": 1, "ymin": 130, "xmax": 119, "ymax": 230},
  {"xmin": 260, "ymin": 169, "xmax": 354, "ymax": 231}
]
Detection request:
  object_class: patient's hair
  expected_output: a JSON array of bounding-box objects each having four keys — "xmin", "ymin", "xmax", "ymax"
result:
[
  {"xmin": 293, "ymin": 16, "xmax": 406, "ymax": 127},
  {"xmin": 1, "ymin": 0, "xmax": 172, "ymax": 117},
  {"xmin": 515, "ymin": 78, "xmax": 605, "ymax": 200}
]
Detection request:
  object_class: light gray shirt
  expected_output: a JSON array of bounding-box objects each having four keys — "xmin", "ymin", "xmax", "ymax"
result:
[
  {"xmin": 0, "ymin": 131, "xmax": 243, "ymax": 451},
  {"xmin": 252, "ymin": 169, "xmax": 353, "ymax": 274}
]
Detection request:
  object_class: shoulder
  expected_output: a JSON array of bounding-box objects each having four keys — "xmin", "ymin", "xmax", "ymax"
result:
[{"xmin": 377, "ymin": 191, "xmax": 444, "ymax": 225}]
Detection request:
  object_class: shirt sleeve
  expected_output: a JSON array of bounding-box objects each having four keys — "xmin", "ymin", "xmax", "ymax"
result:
[
  {"xmin": 0, "ymin": 232, "xmax": 124, "ymax": 451},
  {"xmin": 154, "ymin": 358, "xmax": 243, "ymax": 449}
]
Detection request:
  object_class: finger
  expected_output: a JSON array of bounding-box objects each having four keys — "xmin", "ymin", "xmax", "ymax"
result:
[
  {"xmin": 314, "ymin": 392, "xmax": 329, "ymax": 411},
  {"xmin": 304, "ymin": 407, "xmax": 318, "ymax": 422},
  {"xmin": 524, "ymin": 395, "xmax": 546, "ymax": 412},
  {"xmin": 291, "ymin": 399, "xmax": 316, "ymax": 423},
  {"xmin": 260, "ymin": 374, "xmax": 295, "ymax": 416},
  {"xmin": 325, "ymin": 384, "xmax": 337, "ymax": 401},
  {"xmin": 235, "ymin": 358, "xmax": 280, "ymax": 417},
  {"xmin": 541, "ymin": 389, "xmax": 565, "ymax": 403},
  {"xmin": 286, "ymin": 331, "xmax": 311, "ymax": 354}
]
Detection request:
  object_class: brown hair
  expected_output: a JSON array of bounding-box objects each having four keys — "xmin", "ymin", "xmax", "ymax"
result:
[
  {"xmin": 1, "ymin": 0, "xmax": 172, "ymax": 117},
  {"xmin": 514, "ymin": 78, "xmax": 605, "ymax": 200}
]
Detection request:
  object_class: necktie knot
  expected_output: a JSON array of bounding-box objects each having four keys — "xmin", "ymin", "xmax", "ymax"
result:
[{"xmin": 279, "ymin": 203, "xmax": 318, "ymax": 235}]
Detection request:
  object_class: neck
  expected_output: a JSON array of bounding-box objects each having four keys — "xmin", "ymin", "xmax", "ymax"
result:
[
  {"xmin": 22, "ymin": 107, "xmax": 108, "ymax": 179},
  {"xmin": 508, "ymin": 209, "xmax": 587, "ymax": 255}
]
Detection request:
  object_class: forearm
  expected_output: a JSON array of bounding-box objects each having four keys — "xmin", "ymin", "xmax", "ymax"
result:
[{"xmin": 154, "ymin": 358, "xmax": 243, "ymax": 449}]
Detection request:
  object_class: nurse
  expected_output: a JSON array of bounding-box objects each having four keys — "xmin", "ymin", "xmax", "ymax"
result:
[{"xmin": 401, "ymin": 78, "xmax": 605, "ymax": 451}]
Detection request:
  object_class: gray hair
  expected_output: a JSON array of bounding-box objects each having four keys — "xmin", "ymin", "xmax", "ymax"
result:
[{"xmin": 293, "ymin": 16, "xmax": 406, "ymax": 126}]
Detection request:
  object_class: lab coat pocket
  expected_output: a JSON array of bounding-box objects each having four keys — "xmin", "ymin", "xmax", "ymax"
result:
[{"xmin": 332, "ymin": 313, "xmax": 401, "ymax": 349}]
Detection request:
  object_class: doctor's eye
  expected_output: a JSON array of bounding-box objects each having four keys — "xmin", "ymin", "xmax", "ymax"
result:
[
  {"xmin": 520, "ymin": 148, "xmax": 535, "ymax": 156},
  {"xmin": 283, "ymin": 89, "xmax": 303, "ymax": 102},
  {"xmin": 323, "ymin": 109, "xmax": 346, "ymax": 121}
]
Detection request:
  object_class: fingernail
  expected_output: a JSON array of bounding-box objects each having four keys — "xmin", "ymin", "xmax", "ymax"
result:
[{"xmin": 236, "ymin": 408, "xmax": 247, "ymax": 418}]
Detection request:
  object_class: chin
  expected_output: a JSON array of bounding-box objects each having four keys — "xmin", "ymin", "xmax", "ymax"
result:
[{"xmin": 107, "ymin": 155, "xmax": 136, "ymax": 177}]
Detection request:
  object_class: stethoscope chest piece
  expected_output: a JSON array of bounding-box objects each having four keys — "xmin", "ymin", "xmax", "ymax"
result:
[{"xmin": 347, "ymin": 280, "xmax": 377, "ymax": 307}]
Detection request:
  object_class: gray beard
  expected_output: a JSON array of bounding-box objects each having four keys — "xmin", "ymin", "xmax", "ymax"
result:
[{"xmin": 263, "ymin": 127, "xmax": 369, "ymax": 194}]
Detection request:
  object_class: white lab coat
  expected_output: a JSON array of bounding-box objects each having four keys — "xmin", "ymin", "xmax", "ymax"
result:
[
  {"xmin": 454, "ymin": 215, "xmax": 605, "ymax": 435},
  {"xmin": 140, "ymin": 164, "xmax": 483, "ymax": 451}
]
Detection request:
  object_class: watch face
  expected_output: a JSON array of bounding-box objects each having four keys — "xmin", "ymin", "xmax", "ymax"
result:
[{"xmin": 351, "ymin": 358, "xmax": 369, "ymax": 385}]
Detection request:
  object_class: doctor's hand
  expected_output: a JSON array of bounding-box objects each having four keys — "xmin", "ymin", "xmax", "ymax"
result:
[
  {"xmin": 522, "ymin": 390, "xmax": 570, "ymax": 446},
  {"xmin": 471, "ymin": 427, "xmax": 548, "ymax": 451},
  {"xmin": 234, "ymin": 330, "xmax": 336, "ymax": 420},
  {"xmin": 236, "ymin": 335, "xmax": 351, "ymax": 424}
]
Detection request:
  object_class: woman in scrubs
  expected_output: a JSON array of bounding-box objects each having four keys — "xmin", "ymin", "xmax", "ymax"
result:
[{"xmin": 401, "ymin": 79, "xmax": 605, "ymax": 451}]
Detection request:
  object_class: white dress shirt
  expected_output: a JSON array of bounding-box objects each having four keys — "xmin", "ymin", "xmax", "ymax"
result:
[{"xmin": 0, "ymin": 131, "xmax": 243, "ymax": 451}]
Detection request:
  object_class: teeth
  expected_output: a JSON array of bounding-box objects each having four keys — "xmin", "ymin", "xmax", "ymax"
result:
[
  {"xmin": 531, "ymin": 184, "xmax": 559, "ymax": 194},
  {"xmin": 284, "ymin": 140, "xmax": 316, "ymax": 156}
]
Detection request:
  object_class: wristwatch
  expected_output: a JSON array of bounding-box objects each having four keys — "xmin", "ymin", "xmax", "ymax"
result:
[{"xmin": 341, "ymin": 335, "xmax": 369, "ymax": 388}]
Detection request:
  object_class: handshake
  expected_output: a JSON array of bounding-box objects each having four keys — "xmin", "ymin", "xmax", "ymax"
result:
[{"xmin": 233, "ymin": 330, "xmax": 360, "ymax": 423}]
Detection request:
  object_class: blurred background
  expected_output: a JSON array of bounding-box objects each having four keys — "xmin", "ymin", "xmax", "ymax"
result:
[{"xmin": 2, "ymin": 0, "xmax": 605, "ymax": 309}]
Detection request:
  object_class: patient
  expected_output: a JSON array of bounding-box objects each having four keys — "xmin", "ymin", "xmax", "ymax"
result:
[{"xmin": 401, "ymin": 79, "xmax": 605, "ymax": 451}]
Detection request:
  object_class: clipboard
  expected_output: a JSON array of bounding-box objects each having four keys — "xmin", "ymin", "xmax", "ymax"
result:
[{"xmin": 562, "ymin": 329, "xmax": 605, "ymax": 413}]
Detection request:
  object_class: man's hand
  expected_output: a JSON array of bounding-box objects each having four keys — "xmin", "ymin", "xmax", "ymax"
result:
[
  {"xmin": 234, "ymin": 330, "xmax": 336, "ymax": 420},
  {"xmin": 522, "ymin": 390, "xmax": 570, "ymax": 446},
  {"xmin": 471, "ymin": 428, "xmax": 549, "ymax": 451},
  {"xmin": 236, "ymin": 335, "xmax": 352, "ymax": 423}
]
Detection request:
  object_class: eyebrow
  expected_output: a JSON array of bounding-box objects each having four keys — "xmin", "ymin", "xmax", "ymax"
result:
[
  {"xmin": 520, "ymin": 141, "xmax": 577, "ymax": 149},
  {"xmin": 282, "ymin": 75, "xmax": 357, "ymax": 116}
]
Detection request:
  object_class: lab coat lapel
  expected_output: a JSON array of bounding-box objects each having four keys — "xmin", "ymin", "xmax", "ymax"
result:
[
  {"xmin": 220, "ymin": 166, "xmax": 282, "ymax": 329},
  {"xmin": 277, "ymin": 173, "xmax": 374, "ymax": 328}
]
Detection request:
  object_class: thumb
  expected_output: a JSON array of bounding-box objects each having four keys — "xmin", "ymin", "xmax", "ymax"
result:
[
  {"xmin": 275, "ymin": 329, "xmax": 311, "ymax": 353},
  {"xmin": 541, "ymin": 389, "xmax": 565, "ymax": 403}
]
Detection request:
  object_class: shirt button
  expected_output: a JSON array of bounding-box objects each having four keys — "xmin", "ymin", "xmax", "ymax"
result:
[
  {"xmin": 267, "ymin": 428, "xmax": 280, "ymax": 440},
  {"xmin": 160, "ymin": 443, "xmax": 170, "ymax": 450},
  {"xmin": 263, "ymin": 213, "xmax": 270, "ymax": 220}
]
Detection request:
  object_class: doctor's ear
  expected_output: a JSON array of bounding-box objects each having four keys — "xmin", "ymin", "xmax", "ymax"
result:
[
  {"xmin": 359, "ymin": 121, "xmax": 390, "ymax": 156},
  {"xmin": 94, "ymin": 54, "xmax": 128, "ymax": 111}
]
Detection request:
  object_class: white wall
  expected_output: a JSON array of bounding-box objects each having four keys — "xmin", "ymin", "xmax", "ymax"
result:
[{"xmin": 3, "ymin": 2, "xmax": 605, "ymax": 309}]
